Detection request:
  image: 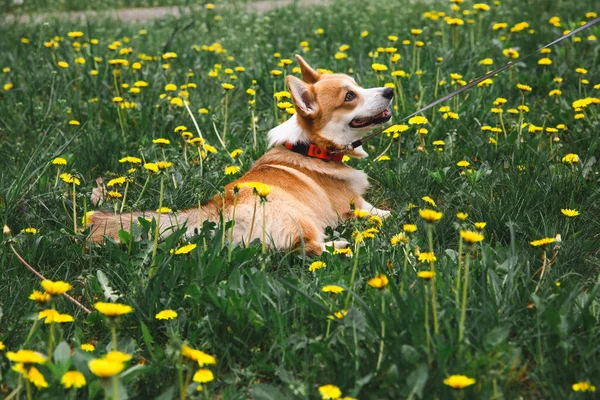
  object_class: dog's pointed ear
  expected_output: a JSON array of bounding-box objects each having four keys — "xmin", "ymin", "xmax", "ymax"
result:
[
  {"xmin": 286, "ymin": 75, "xmax": 318, "ymax": 118},
  {"xmin": 295, "ymin": 55, "xmax": 321, "ymax": 84}
]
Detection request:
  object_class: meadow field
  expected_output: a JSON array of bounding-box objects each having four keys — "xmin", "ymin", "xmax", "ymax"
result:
[{"xmin": 1, "ymin": 0, "xmax": 599, "ymax": 398}]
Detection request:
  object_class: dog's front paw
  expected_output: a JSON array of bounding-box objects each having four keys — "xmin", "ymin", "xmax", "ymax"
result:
[
  {"xmin": 322, "ymin": 239, "xmax": 351, "ymax": 253},
  {"xmin": 372, "ymin": 208, "xmax": 392, "ymax": 219}
]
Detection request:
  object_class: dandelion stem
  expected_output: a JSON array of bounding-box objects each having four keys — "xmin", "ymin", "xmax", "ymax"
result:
[
  {"xmin": 344, "ymin": 243, "xmax": 361, "ymax": 309},
  {"xmin": 112, "ymin": 375, "xmax": 119, "ymax": 400},
  {"xmin": 23, "ymin": 318, "xmax": 40, "ymax": 348},
  {"xmin": 458, "ymin": 252, "xmax": 471, "ymax": 349},
  {"xmin": 72, "ymin": 181, "xmax": 77, "ymax": 233},
  {"xmin": 228, "ymin": 191, "xmax": 238, "ymax": 262},
  {"xmin": 48, "ymin": 320, "xmax": 55, "ymax": 359},
  {"xmin": 251, "ymin": 108, "xmax": 257, "ymax": 149},
  {"xmin": 375, "ymin": 293, "xmax": 386, "ymax": 371},
  {"xmin": 119, "ymin": 181, "xmax": 129, "ymax": 214},
  {"xmin": 424, "ymin": 284, "xmax": 432, "ymax": 368},
  {"xmin": 111, "ymin": 324, "xmax": 118, "ymax": 351},
  {"xmin": 25, "ymin": 379, "xmax": 33, "ymax": 400},
  {"xmin": 400, "ymin": 244, "xmax": 409, "ymax": 296},
  {"xmin": 223, "ymin": 92, "xmax": 229, "ymax": 142},
  {"xmin": 247, "ymin": 196, "xmax": 258, "ymax": 246},
  {"xmin": 150, "ymin": 175, "xmax": 165, "ymax": 277},
  {"xmin": 455, "ymin": 236, "xmax": 463, "ymax": 308},
  {"xmin": 134, "ymin": 175, "xmax": 151, "ymax": 208},
  {"xmin": 426, "ymin": 225, "xmax": 439, "ymax": 334}
]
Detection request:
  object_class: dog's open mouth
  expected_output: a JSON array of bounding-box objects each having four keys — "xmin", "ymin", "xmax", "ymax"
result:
[{"xmin": 349, "ymin": 109, "xmax": 391, "ymax": 128}]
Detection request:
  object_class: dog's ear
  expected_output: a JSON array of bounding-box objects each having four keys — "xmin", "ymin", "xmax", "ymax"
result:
[
  {"xmin": 286, "ymin": 75, "xmax": 318, "ymax": 118},
  {"xmin": 295, "ymin": 55, "xmax": 321, "ymax": 84}
]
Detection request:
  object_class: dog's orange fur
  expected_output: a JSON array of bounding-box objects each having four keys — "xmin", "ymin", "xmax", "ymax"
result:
[{"xmin": 88, "ymin": 56, "xmax": 390, "ymax": 254}]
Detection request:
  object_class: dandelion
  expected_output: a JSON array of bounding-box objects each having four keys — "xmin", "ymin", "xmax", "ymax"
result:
[
  {"xmin": 561, "ymin": 208, "xmax": 579, "ymax": 217},
  {"xmin": 61, "ymin": 371, "xmax": 87, "ymax": 388},
  {"xmin": 181, "ymin": 345, "xmax": 216, "ymax": 366},
  {"xmin": 562, "ymin": 153, "xmax": 580, "ymax": 164},
  {"xmin": 354, "ymin": 209, "xmax": 370, "ymax": 218},
  {"xmin": 422, "ymin": 196, "xmax": 436, "ymax": 207},
  {"xmin": 418, "ymin": 271, "xmax": 435, "ymax": 280},
  {"xmin": 193, "ymin": 368, "xmax": 215, "ymax": 383},
  {"xmin": 572, "ymin": 382, "xmax": 596, "ymax": 392},
  {"xmin": 444, "ymin": 375, "xmax": 476, "ymax": 389},
  {"xmin": 170, "ymin": 243, "xmax": 197, "ymax": 255},
  {"xmin": 6, "ymin": 350, "xmax": 47, "ymax": 365},
  {"xmin": 29, "ymin": 290, "xmax": 51, "ymax": 303},
  {"xmin": 318, "ymin": 384, "xmax": 342, "ymax": 399},
  {"xmin": 88, "ymin": 358, "xmax": 125, "ymax": 378},
  {"xmin": 403, "ymin": 224, "xmax": 417, "ymax": 233},
  {"xmin": 367, "ymin": 273, "xmax": 389, "ymax": 289},
  {"xmin": 154, "ymin": 310, "xmax": 178, "ymax": 320},
  {"xmin": 225, "ymin": 165, "xmax": 241, "ymax": 175},
  {"xmin": 419, "ymin": 209, "xmax": 443, "ymax": 222},
  {"xmin": 418, "ymin": 252, "xmax": 437, "ymax": 263},
  {"xmin": 81, "ymin": 343, "xmax": 95, "ymax": 352},
  {"xmin": 460, "ymin": 230, "xmax": 484, "ymax": 244},
  {"xmin": 474, "ymin": 222, "xmax": 486, "ymax": 229},
  {"xmin": 456, "ymin": 212, "xmax": 468, "ymax": 221},
  {"xmin": 309, "ymin": 261, "xmax": 326, "ymax": 272},
  {"xmin": 153, "ymin": 138, "xmax": 171, "ymax": 145},
  {"xmin": 41, "ymin": 280, "xmax": 71, "ymax": 295},
  {"xmin": 26, "ymin": 366, "xmax": 49, "ymax": 389},
  {"xmin": 408, "ymin": 115, "xmax": 428, "ymax": 125},
  {"xmin": 94, "ymin": 302, "xmax": 133, "ymax": 317},
  {"xmin": 322, "ymin": 285, "xmax": 344, "ymax": 294},
  {"xmin": 530, "ymin": 237, "xmax": 555, "ymax": 247}
]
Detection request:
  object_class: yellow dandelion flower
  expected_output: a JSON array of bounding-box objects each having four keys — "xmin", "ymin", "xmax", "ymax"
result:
[
  {"xmin": 474, "ymin": 222, "xmax": 486, "ymax": 229},
  {"xmin": 61, "ymin": 371, "xmax": 86, "ymax": 388},
  {"xmin": 153, "ymin": 138, "xmax": 171, "ymax": 145},
  {"xmin": 156, "ymin": 207, "xmax": 172, "ymax": 213},
  {"xmin": 319, "ymin": 384, "xmax": 342, "ymax": 399},
  {"xmin": 419, "ymin": 209, "xmax": 443, "ymax": 222},
  {"xmin": 460, "ymin": 230, "xmax": 484, "ymax": 244},
  {"xmin": 408, "ymin": 115, "xmax": 429, "ymax": 125},
  {"xmin": 530, "ymin": 237, "xmax": 556, "ymax": 247},
  {"xmin": 170, "ymin": 243, "xmax": 197, "ymax": 255},
  {"xmin": 41, "ymin": 280, "xmax": 71, "ymax": 295},
  {"xmin": 193, "ymin": 368, "xmax": 214, "ymax": 383},
  {"xmin": 403, "ymin": 224, "xmax": 417, "ymax": 233},
  {"xmin": 422, "ymin": 196, "xmax": 436, "ymax": 207},
  {"xmin": 390, "ymin": 233, "xmax": 408, "ymax": 246},
  {"xmin": 418, "ymin": 252, "xmax": 437, "ymax": 263},
  {"xmin": 27, "ymin": 366, "xmax": 49, "ymax": 389},
  {"xmin": 367, "ymin": 274, "xmax": 389, "ymax": 289},
  {"xmin": 29, "ymin": 290, "xmax": 51, "ymax": 303},
  {"xmin": 443, "ymin": 375, "xmax": 476, "ymax": 389},
  {"xmin": 88, "ymin": 358, "xmax": 124, "ymax": 378},
  {"xmin": 7, "ymin": 350, "xmax": 47, "ymax": 365},
  {"xmin": 562, "ymin": 153, "xmax": 579, "ymax": 164},
  {"xmin": 322, "ymin": 285, "xmax": 345, "ymax": 294},
  {"xmin": 354, "ymin": 209, "xmax": 370, "ymax": 218},
  {"xmin": 309, "ymin": 261, "xmax": 327, "ymax": 272},
  {"xmin": 181, "ymin": 345, "xmax": 216, "ymax": 366},
  {"xmin": 81, "ymin": 343, "xmax": 95, "ymax": 352},
  {"xmin": 560, "ymin": 208, "xmax": 579, "ymax": 217},
  {"xmin": 417, "ymin": 271, "xmax": 435, "ymax": 280},
  {"xmin": 94, "ymin": 302, "xmax": 133, "ymax": 317},
  {"xmin": 572, "ymin": 382, "xmax": 596, "ymax": 392}
]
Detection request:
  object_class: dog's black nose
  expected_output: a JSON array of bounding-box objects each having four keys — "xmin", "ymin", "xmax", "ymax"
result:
[{"xmin": 382, "ymin": 87, "xmax": 394, "ymax": 99}]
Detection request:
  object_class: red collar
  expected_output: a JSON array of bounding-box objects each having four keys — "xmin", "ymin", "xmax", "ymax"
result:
[{"xmin": 284, "ymin": 142, "xmax": 344, "ymax": 162}]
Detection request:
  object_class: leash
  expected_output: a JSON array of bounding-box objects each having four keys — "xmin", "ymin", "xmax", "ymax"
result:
[{"xmin": 335, "ymin": 16, "xmax": 600, "ymax": 154}]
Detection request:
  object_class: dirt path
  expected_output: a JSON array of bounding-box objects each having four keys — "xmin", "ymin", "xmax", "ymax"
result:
[{"xmin": 5, "ymin": 0, "xmax": 327, "ymax": 24}]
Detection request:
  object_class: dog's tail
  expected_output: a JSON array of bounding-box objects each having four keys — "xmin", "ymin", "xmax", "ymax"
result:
[{"xmin": 84, "ymin": 205, "xmax": 218, "ymax": 243}]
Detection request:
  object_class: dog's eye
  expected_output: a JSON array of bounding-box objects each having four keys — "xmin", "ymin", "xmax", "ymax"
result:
[{"xmin": 345, "ymin": 91, "xmax": 356, "ymax": 102}]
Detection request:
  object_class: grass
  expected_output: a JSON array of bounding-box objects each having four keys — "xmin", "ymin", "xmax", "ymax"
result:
[{"xmin": 1, "ymin": 0, "xmax": 600, "ymax": 398}]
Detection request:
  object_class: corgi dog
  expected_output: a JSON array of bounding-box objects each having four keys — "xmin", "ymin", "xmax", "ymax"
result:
[{"xmin": 88, "ymin": 55, "xmax": 393, "ymax": 255}]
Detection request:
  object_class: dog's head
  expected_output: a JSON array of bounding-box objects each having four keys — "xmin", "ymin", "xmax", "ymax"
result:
[{"xmin": 286, "ymin": 55, "xmax": 393, "ymax": 158}]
